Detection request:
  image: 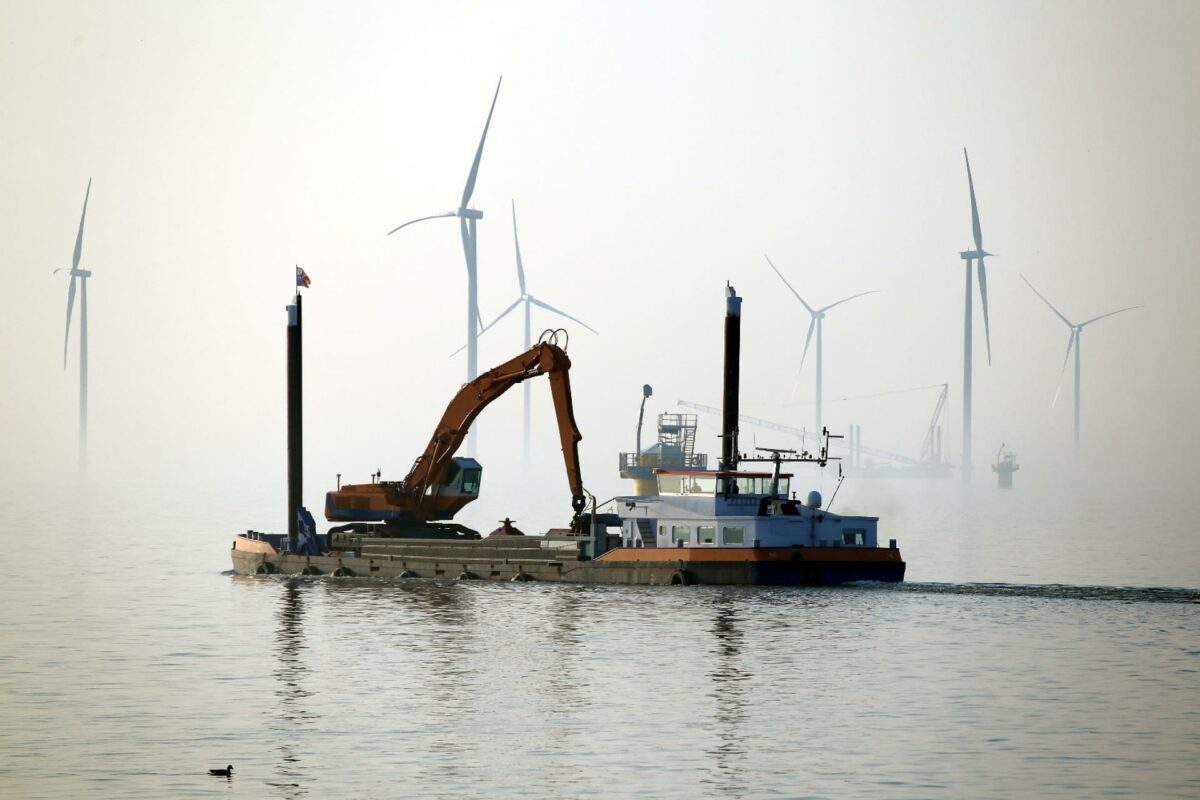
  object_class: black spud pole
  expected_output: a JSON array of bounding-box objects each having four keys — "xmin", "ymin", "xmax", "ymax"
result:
[
  {"xmin": 720, "ymin": 283, "xmax": 741, "ymax": 472},
  {"xmin": 286, "ymin": 292, "xmax": 302, "ymax": 543}
]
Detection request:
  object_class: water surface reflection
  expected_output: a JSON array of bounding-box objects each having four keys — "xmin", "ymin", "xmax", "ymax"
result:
[
  {"xmin": 270, "ymin": 579, "xmax": 312, "ymax": 797},
  {"xmin": 703, "ymin": 596, "xmax": 748, "ymax": 798}
]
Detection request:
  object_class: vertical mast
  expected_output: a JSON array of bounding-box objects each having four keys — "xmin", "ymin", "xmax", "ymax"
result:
[
  {"xmin": 465, "ymin": 217, "xmax": 479, "ymax": 455},
  {"xmin": 523, "ymin": 298, "xmax": 531, "ymax": 461},
  {"xmin": 720, "ymin": 283, "xmax": 742, "ymax": 472},
  {"xmin": 962, "ymin": 259, "xmax": 973, "ymax": 476},
  {"xmin": 1074, "ymin": 330, "xmax": 1082, "ymax": 464},
  {"xmin": 79, "ymin": 275, "xmax": 89, "ymax": 466},
  {"xmin": 287, "ymin": 293, "xmax": 303, "ymax": 542},
  {"xmin": 815, "ymin": 316, "xmax": 824, "ymax": 437}
]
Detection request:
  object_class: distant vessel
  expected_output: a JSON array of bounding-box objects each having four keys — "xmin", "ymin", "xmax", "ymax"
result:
[
  {"xmin": 992, "ymin": 444, "xmax": 1019, "ymax": 489},
  {"xmin": 231, "ymin": 283, "xmax": 904, "ymax": 585}
]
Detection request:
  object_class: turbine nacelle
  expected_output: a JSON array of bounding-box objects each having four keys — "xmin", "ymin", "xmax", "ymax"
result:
[{"xmin": 959, "ymin": 249, "xmax": 994, "ymax": 261}]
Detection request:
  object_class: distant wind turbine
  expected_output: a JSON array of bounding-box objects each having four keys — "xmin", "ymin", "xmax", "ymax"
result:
[
  {"xmin": 459, "ymin": 200, "xmax": 597, "ymax": 460},
  {"xmin": 765, "ymin": 255, "xmax": 876, "ymax": 440},
  {"xmin": 387, "ymin": 76, "xmax": 502, "ymax": 455},
  {"xmin": 1021, "ymin": 274, "xmax": 1142, "ymax": 462},
  {"xmin": 958, "ymin": 148, "xmax": 995, "ymax": 475},
  {"xmin": 55, "ymin": 178, "xmax": 93, "ymax": 466}
]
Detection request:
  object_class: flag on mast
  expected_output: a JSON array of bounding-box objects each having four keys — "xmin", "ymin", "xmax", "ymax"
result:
[{"xmin": 296, "ymin": 265, "xmax": 311, "ymax": 288}]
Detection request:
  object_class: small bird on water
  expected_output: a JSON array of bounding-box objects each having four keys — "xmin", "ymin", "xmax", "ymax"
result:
[{"xmin": 208, "ymin": 765, "xmax": 233, "ymax": 777}]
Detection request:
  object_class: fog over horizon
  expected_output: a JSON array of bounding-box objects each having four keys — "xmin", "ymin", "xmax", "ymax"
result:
[{"xmin": 2, "ymin": 1, "xmax": 1198, "ymax": 538}]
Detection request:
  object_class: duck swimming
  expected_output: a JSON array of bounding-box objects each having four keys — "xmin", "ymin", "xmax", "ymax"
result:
[{"xmin": 208, "ymin": 765, "xmax": 233, "ymax": 777}]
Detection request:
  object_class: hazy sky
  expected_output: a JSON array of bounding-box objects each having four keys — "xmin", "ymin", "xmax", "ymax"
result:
[{"xmin": 2, "ymin": 0, "xmax": 1197, "ymax": 532}]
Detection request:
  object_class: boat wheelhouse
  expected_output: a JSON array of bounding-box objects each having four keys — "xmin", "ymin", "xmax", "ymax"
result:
[{"xmin": 616, "ymin": 466, "xmax": 881, "ymax": 551}]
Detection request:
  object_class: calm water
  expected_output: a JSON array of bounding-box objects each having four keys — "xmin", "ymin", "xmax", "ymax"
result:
[{"xmin": 1, "ymin": 477, "xmax": 1197, "ymax": 799}]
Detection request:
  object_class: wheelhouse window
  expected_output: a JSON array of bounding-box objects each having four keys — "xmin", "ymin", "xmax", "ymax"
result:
[
  {"xmin": 734, "ymin": 477, "xmax": 760, "ymax": 495},
  {"xmin": 698, "ymin": 525, "xmax": 715, "ymax": 544},
  {"xmin": 659, "ymin": 474, "xmax": 717, "ymax": 496},
  {"xmin": 671, "ymin": 525, "xmax": 691, "ymax": 545},
  {"xmin": 731, "ymin": 476, "xmax": 777, "ymax": 495},
  {"xmin": 658, "ymin": 474, "xmax": 682, "ymax": 494},
  {"xmin": 842, "ymin": 528, "xmax": 866, "ymax": 546},
  {"xmin": 722, "ymin": 525, "xmax": 745, "ymax": 545}
]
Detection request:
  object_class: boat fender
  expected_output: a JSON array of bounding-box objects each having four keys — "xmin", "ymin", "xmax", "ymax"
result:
[
  {"xmin": 301, "ymin": 565, "xmax": 321, "ymax": 576},
  {"xmin": 669, "ymin": 570, "xmax": 690, "ymax": 586},
  {"xmin": 511, "ymin": 569, "xmax": 532, "ymax": 582},
  {"xmin": 332, "ymin": 566, "xmax": 355, "ymax": 577},
  {"xmin": 255, "ymin": 562, "xmax": 275, "ymax": 576},
  {"xmin": 456, "ymin": 570, "xmax": 477, "ymax": 581},
  {"xmin": 398, "ymin": 569, "xmax": 417, "ymax": 578}
]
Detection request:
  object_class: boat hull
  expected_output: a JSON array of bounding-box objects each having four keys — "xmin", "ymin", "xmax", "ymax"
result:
[{"xmin": 231, "ymin": 535, "xmax": 904, "ymax": 586}]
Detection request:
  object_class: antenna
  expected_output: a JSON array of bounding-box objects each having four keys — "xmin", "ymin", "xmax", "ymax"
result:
[{"xmin": 826, "ymin": 463, "xmax": 846, "ymax": 512}]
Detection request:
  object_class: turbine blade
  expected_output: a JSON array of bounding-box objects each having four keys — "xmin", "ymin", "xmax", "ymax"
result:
[
  {"xmin": 449, "ymin": 297, "xmax": 522, "ymax": 357},
  {"xmin": 788, "ymin": 372, "xmax": 802, "ymax": 402},
  {"xmin": 764, "ymin": 255, "xmax": 814, "ymax": 314},
  {"xmin": 73, "ymin": 178, "xmax": 91, "ymax": 271},
  {"xmin": 528, "ymin": 296, "xmax": 598, "ymax": 334},
  {"xmin": 1079, "ymin": 305, "xmax": 1144, "ymax": 327},
  {"xmin": 63, "ymin": 275, "xmax": 77, "ymax": 368},
  {"xmin": 1051, "ymin": 330, "xmax": 1076, "ymax": 408},
  {"xmin": 1021, "ymin": 274, "xmax": 1074, "ymax": 328},
  {"xmin": 964, "ymin": 149, "xmax": 983, "ymax": 252},
  {"xmin": 798, "ymin": 317, "xmax": 816, "ymax": 373},
  {"xmin": 386, "ymin": 211, "xmax": 455, "ymax": 236},
  {"xmin": 818, "ymin": 290, "xmax": 879, "ymax": 314},
  {"xmin": 512, "ymin": 199, "xmax": 526, "ymax": 295},
  {"xmin": 978, "ymin": 259, "xmax": 992, "ymax": 365},
  {"xmin": 460, "ymin": 76, "xmax": 502, "ymax": 210}
]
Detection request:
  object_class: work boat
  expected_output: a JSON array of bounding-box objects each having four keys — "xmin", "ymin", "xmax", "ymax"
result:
[
  {"xmin": 604, "ymin": 443, "xmax": 904, "ymax": 584},
  {"xmin": 231, "ymin": 283, "xmax": 903, "ymax": 585}
]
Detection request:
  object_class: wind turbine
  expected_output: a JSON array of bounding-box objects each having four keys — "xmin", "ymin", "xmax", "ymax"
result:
[
  {"xmin": 958, "ymin": 148, "xmax": 995, "ymax": 475},
  {"xmin": 465, "ymin": 200, "xmax": 597, "ymax": 459},
  {"xmin": 387, "ymin": 76, "xmax": 502, "ymax": 454},
  {"xmin": 1021, "ymin": 274, "xmax": 1142, "ymax": 462},
  {"xmin": 56, "ymin": 178, "xmax": 93, "ymax": 466},
  {"xmin": 765, "ymin": 256, "xmax": 876, "ymax": 441}
]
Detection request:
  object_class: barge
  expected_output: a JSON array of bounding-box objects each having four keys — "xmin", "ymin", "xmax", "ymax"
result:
[{"xmin": 231, "ymin": 282, "xmax": 904, "ymax": 585}]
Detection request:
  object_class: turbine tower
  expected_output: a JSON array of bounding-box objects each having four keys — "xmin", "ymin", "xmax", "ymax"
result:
[
  {"xmin": 466, "ymin": 200, "xmax": 597, "ymax": 459},
  {"xmin": 958, "ymin": 148, "xmax": 995, "ymax": 476},
  {"xmin": 387, "ymin": 77, "xmax": 502, "ymax": 454},
  {"xmin": 57, "ymin": 178, "xmax": 93, "ymax": 466},
  {"xmin": 765, "ymin": 256, "xmax": 876, "ymax": 440},
  {"xmin": 1021, "ymin": 274, "xmax": 1142, "ymax": 462}
]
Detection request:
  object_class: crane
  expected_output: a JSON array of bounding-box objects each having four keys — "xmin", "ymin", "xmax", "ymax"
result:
[{"xmin": 919, "ymin": 384, "xmax": 949, "ymax": 465}]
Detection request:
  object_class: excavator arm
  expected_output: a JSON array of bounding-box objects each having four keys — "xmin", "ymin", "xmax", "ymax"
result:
[
  {"xmin": 326, "ymin": 335, "xmax": 587, "ymax": 531},
  {"xmin": 404, "ymin": 339, "xmax": 586, "ymax": 521},
  {"xmin": 547, "ymin": 363, "xmax": 587, "ymax": 522}
]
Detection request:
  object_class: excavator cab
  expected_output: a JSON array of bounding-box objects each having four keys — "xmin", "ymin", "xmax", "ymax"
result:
[
  {"xmin": 411, "ymin": 456, "xmax": 484, "ymax": 521},
  {"xmin": 436, "ymin": 457, "xmax": 482, "ymax": 502}
]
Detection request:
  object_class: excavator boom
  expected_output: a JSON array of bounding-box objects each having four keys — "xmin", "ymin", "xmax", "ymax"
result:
[{"xmin": 325, "ymin": 337, "xmax": 587, "ymax": 530}]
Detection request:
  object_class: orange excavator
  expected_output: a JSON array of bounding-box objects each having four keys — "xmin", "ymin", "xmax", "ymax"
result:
[{"xmin": 324, "ymin": 332, "xmax": 587, "ymax": 534}]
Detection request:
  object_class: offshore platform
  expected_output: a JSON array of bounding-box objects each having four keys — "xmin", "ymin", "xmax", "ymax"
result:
[{"xmin": 992, "ymin": 444, "xmax": 1020, "ymax": 489}]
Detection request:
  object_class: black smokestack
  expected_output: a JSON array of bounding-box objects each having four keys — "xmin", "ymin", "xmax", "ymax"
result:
[
  {"xmin": 287, "ymin": 293, "xmax": 302, "ymax": 541},
  {"xmin": 721, "ymin": 283, "xmax": 741, "ymax": 471}
]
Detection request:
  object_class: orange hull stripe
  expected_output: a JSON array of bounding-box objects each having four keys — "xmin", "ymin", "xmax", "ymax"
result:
[{"xmin": 597, "ymin": 547, "xmax": 902, "ymax": 564}]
